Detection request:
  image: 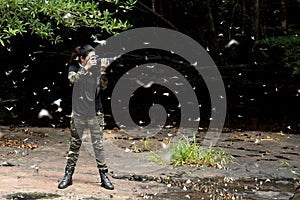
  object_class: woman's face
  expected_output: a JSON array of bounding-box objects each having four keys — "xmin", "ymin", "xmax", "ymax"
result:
[{"xmin": 81, "ymin": 51, "xmax": 97, "ymax": 67}]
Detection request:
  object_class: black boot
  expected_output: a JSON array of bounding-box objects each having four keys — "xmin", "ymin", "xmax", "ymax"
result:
[
  {"xmin": 58, "ymin": 164, "xmax": 74, "ymax": 189},
  {"xmin": 99, "ymin": 168, "xmax": 114, "ymax": 190}
]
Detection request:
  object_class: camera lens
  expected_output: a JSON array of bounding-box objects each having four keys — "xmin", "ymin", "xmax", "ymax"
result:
[{"xmin": 90, "ymin": 55, "xmax": 99, "ymax": 61}]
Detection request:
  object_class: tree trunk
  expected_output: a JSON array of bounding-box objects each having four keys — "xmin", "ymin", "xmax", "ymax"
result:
[
  {"xmin": 167, "ymin": 0, "xmax": 173, "ymax": 20},
  {"xmin": 151, "ymin": 0, "xmax": 155, "ymax": 12},
  {"xmin": 251, "ymin": 0, "xmax": 260, "ymax": 40},
  {"xmin": 159, "ymin": 0, "xmax": 163, "ymax": 16},
  {"xmin": 203, "ymin": 0, "xmax": 219, "ymax": 55},
  {"xmin": 280, "ymin": 0, "xmax": 287, "ymax": 34},
  {"xmin": 241, "ymin": 0, "xmax": 247, "ymax": 33},
  {"xmin": 229, "ymin": 0, "xmax": 240, "ymax": 40}
]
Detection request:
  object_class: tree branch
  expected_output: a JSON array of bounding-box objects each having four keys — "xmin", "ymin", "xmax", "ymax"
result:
[
  {"xmin": 137, "ymin": 1, "xmax": 178, "ymax": 31},
  {"xmin": 0, "ymin": 99, "xmax": 18, "ymax": 104}
]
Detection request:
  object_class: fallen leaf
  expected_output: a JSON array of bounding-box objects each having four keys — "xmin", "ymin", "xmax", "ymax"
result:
[{"xmin": 277, "ymin": 131, "xmax": 285, "ymax": 136}]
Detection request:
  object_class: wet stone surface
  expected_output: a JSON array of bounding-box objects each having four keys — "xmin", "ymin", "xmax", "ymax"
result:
[
  {"xmin": 6, "ymin": 192, "xmax": 60, "ymax": 200},
  {"xmin": 0, "ymin": 126, "xmax": 299, "ymax": 199}
]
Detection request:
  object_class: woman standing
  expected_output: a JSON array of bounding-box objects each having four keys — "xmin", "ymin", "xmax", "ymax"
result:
[{"xmin": 58, "ymin": 45, "xmax": 114, "ymax": 190}]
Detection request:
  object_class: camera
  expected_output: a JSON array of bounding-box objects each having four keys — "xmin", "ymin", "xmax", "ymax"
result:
[{"xmin": 91, "ymin": 55, "xmax": 119, "ymax": 63}]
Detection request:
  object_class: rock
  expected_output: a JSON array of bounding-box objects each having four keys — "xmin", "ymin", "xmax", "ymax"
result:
[
  {"xmin": 132, "ymin": 187, "xmax": 137, "ymax": 192},
  {"xmin": 0, "ymin": 161, "xmax": 15, "ymax": 167},
  {"xmin": 255, "ymin": 191, "xmax": 294, "ymax": 200}
]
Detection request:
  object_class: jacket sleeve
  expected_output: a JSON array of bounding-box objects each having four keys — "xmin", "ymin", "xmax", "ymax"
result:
[{"xmin": 68, "ymin": 66, "xmax": 87, "ymax": 84}]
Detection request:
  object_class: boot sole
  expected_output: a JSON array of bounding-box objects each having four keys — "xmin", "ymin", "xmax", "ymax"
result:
[
  {"xmin": 101, "ymin": 183, "xmax": 114, "ymax": 190},
  {"xmin": 58, "ymin": 181, "xmax": 73, "ymax": 189}
]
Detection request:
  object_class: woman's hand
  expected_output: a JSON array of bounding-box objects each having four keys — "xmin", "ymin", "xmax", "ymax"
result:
[
  {"xmin": 101, "ymin": 58, "xmax": 110, "ymax": 68},
  {"xmin": 100, "ymin": 58, "xmax": 110, "ymax": 74}
]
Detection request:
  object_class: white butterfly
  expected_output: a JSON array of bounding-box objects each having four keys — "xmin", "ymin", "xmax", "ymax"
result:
[
  {"xmin": 136, "ymin": 80, "xmax": 154, "ymax": 88},
  {"xmin": 5, "ymin": 70, "xmax": 13, "ymax": 76},
  {"xmin": 52, "ymin": 98, "xmax": 62, "ymax": 107},
  {"xmin": 5, "ymin": 106, "xmax": 13, "ymax": 111},
  {"xmin": 93, "ymin": 39, "xmax": 107, "ymax": 46},
  {"xmin": 225, "ymin": 39, "xmax": 240, "ymax": 48},
  {"xmin": 38, "ymin": 109, "xmax": 53, "ymax": 119}
]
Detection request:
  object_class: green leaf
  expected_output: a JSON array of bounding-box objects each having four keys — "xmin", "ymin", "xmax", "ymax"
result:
[
  {"xmin": 0, "ymin": 39, "xmax": 5, "ymax": 46},
  {"xmin": 0, "ymin": 0, "xmax": 136, "ymax": 44}
]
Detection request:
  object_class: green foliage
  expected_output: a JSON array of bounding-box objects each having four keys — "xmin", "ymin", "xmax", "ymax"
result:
[
  {"xmin": 260, "ymin": 35, "xmax": 300, "ymax": 75},
  {"xmin": 0, "ymin": 0, "xmax": 136, "ymax": 46},
  {"xmin": 150, "ymin": 135, "xmax": 234, "ymax": 168},
  {"xmin": 142, "ymin": 137, "xmax": 150, "ymax": 150},
  {"xmin": 171, "ymin": 135, "xmax": 233, "ymax": 167}
]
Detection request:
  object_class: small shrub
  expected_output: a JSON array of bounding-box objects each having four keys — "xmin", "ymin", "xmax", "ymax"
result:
[
  {"xmin": 260, "ymin": 35, "xmax": 300, "ymax": 75},
  {"xmin": 150, "ymin": 135, "xmax": 234, "ymax": 168},
  {"xmin": 142, "ymin": 137, "xmax": 150, "ymax": 150}
]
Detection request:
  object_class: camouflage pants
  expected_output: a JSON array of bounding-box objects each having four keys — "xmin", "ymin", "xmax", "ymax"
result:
[{"xmin": 66, "ymin": 117, "xmax": 106, "ymax": 169}]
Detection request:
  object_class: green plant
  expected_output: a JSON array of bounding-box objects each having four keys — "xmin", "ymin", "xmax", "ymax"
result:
[
  {"xmin": 171, "ymin": 135, "xmax": 233, "ymax": 167},
  {"xmin": 260, "ymin": 35, "xmax": 300, "ymax": 75},
  {"xmin": 148, "ymin": 150, "xmax": 166, "ymax": 164},
  {"xmin": 171, "ymin": 135, "xmax": 200, "ymax": 166},
  {"xmin": 142, "ymin": 137, "xmax": 150, "ymax": 151},
  {"xmin": 130, "ymin": 142, "xmax": 139, "ymax": 153},
  {"xmin": 0, "ymin": 0, "xmax": 136, "ymax": 46},
  {"xmin": 150, "ymin": 135, "xmax": 234, "ymax": 168}
]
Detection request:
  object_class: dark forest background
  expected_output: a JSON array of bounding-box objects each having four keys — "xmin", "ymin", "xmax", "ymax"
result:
[{"xmin": 0, "ymin": 0, "xmax": 299, "ymax": 133}]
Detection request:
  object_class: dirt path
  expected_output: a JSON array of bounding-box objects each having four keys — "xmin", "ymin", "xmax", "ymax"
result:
[{"xmin": 0, "ymin": 126, "xmax": 299, "ymax": 199}]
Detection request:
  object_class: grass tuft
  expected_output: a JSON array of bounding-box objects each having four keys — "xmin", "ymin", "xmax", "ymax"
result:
[{"xmin": 150, "ymin": 134, "xmax": 234, "ymax": 168}]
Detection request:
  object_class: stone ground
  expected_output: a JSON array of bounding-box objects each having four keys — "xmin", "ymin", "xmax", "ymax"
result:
[{"xmin": 0, "ymin": 125, "xmax": 299, "ymax": 200}]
